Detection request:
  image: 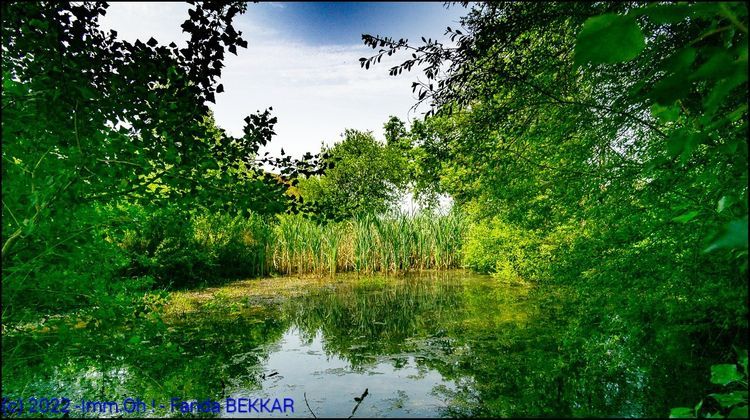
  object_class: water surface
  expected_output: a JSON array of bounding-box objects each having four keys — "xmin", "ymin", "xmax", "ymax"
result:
[{"xmin": 4, "ymin": 271, "xmax": 708, "ymax": 417}]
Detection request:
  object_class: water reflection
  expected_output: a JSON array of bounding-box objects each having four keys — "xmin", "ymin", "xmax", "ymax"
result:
[
  {"xmin": 3, "ymin": 271, "xmax": 707, "ymax": 417},
  {"xmin": 226, "ymin": 328, "xmax": 455, "ymax": 418},
  {"xmin": 267, "ymin": 272, "xmax": 566, "ymax": 417}
]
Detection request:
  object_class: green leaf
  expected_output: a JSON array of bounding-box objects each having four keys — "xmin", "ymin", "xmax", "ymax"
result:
[
  {"xmin": 666, "ymin": 128, "xmax": 701, "ymax": 162},
  {"xmin": 672, "ymin": 210, "xmax": 700, "ymax": 223},
  {"xmin": 709, "ymin": 391, "xmax": 748, "ymax": 408},
  {"xmin": 650, "ymin": 73, "xmax": 692, "ymax": 105},
  {"xmin": 728, "ymin": 405, "xmax": 748, "ymax": 418},
  {"xmin": 669, "ymin": 407, "xmax": 696, "ymax": 418},
  {"xmin": 717, "ymin": 196, "xmax": 729, "ymax": 213},
  {"xmin": 691, "ymin": 52, "xmax": 734, "ymax": 80},
  {"xmin": 128, "ymin": 335, "xmax": 142, "ymax": 345},
  {"xmin": 3, "ymin": 74, "xmax": 25, "ymax": 96},
  {"xmin": 710, "ymin": 364, "xmax": 743, "ymax": 385},
  {"xmin": 704, "ymin": 68, "xmax": 747, "ymax": 115},
  {"xmin": 634, "ymin": 4, "xmax": 694, "ymax": 24},
  {"xmin": 77, "ymin": 85, "xmax": 96, "ymax": 100},
  {"xmin": 574, "ymin": 14, "xmax": 645, "ymax": 66},
  {"xmin": 651, "ymin": 103, "xmax": 681, "ymax": 123},
  {"xmin": 661, "ymin": 47, "xmax": 697, "ymax": 72},
  {"xmin": 738, "ymin": 349, "xmax": 748, "ymax": 376},
  {"xmin": 705, "ymin": 217, "xmax": 749, "ymax": 252}
]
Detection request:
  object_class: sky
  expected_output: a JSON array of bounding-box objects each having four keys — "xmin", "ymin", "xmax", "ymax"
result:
[{"xmin": 99, "ymin": 2, "xmax": 467, "ymax": 159}]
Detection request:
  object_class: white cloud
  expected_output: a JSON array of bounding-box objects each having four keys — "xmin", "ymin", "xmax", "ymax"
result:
[
  {"xmin": 99, "ymin": 2, "xmax": 190, "ymax": 47},
  {"xmin": 214, "ymin": 40, "xmax": 429, "ymax": 158},
  {"xmin": 100, "ymin": 2, "xmax": 434, "ymax": 159}
]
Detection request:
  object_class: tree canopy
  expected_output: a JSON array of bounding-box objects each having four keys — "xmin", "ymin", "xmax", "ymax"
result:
[
  {"xmin": 1, "ymin": 1, "xmax": 332, "ymax": 264},
  {"xmin": 361, "ymin": 3, "xmax": 748, "ymax": 416},
  {"xmin": 297, "ymin": 129, "xmax": 409, "ymax": 221}
]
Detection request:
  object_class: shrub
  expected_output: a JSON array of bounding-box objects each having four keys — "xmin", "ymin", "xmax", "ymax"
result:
[
  {"xmin": 118, "ymin": 207, "xmax": 274, "ymax": 288},
  {"xmin": 462, "ymin": 216, "xmax": 538, "ymax": 281}
]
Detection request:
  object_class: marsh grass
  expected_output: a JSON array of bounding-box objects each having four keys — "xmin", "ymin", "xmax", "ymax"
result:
[
  {"xmin": 125, "ymin": 209, "xmax": 466, "ymax": 284},
  {"xmin": 271, "ymin": 212, "xmax": 466, "ymax": 275}
]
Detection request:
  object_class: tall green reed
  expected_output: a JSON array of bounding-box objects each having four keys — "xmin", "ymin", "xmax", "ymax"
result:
[
  {"xmin": 125, "ymin": 209, "xmax": 466, "ymax": 283},
  {"xmin": 271, "ymin": 211, "xmax": 466, "ymax": 275}
]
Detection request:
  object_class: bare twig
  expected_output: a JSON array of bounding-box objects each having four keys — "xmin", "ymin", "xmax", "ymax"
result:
[
  {"xmin": 348, "ymin": 388, "xmax": 369, "ymax": 419},
  {"xmin": 304, "ymin": 392, "xmax": 317, "ymax": 419}
]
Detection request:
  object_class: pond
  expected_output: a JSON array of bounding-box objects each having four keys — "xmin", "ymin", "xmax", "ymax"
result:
[{"xmin": 4, "ymin": 271, "xmax": 708, "ymax": 417}]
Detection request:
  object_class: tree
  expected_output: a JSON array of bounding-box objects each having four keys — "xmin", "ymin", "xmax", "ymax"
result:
[
  {"xmin": 1, "ymin": 1, "xmax": 332, "ymax": 257},
  {"xmin": 298, "ymin": 129, "xmax": 408, "ymax": 221},
  {"xmin": 383, "ymin": 115, "xmax": 409, "ymax": 149},
  {"xmin": 359, "ymin": 2, "xmax": 748, "ymax": 414},
  {"xmin": 1, "ymin": 1, "xmax": 328, "ymax": 318},
  {"xmin": 359, "ymin": 1, "xmax": 747, "ymax": 256}
]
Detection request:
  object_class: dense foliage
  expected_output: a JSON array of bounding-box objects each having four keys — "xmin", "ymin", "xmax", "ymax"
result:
[
  {"xmin": 0, "ymin": 1, "xmax": 327, "ymax": 405},
  {"xmin": 1, "ymin": 1, "xmax": 330, "ymax": 316},
  {"xmin": 116, "ymin": 209, "xmax": 464, "ymax": 287},
  {"xmin": 296, "ymin": 129, "xmax": 409, "ymax": 221},
  {"xmin": 1, "ymin": 1, "xmax": 747, "ymax": 418},
  {"xmin": 360, "ymin": 1, "xmax": 748, "ymax": 417}
]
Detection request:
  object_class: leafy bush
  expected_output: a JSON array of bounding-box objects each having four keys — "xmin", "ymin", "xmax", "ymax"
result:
[
  {"xmin": 192, "ymin": 212, "xmax": 274, "ymax": 279},
  {"xmin": 670, "ymin": 350, "xmax": 748, "ymax": 418},
  {"xmin": 118, "ymin": 207, "xmax": 274, "ymax": 288},
  {"xmin": 462, "ymin": 216, "xmax": 538, "ymax": 281},
  {"xmin": 2, "ymin": 204, "xmax": 135, "ymax": 321},
  {"xmin": 119, "ymin": 206, "xmax": 211, "ymax": 288}
]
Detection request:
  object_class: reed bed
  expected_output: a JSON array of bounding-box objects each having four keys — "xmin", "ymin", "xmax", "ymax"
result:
[
  {"xmin": 177, "ymin": 211, "xmax": 465, "ymax": 279},
  {"xmin": 270, "ymin": 212, "xmax": 466, "ymax": 275}
]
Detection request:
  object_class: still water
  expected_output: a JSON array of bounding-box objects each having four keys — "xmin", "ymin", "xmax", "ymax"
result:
[
  {"xmin": 6, "ymin": 271, "xmax": 707, "ymax": 417},
  {"xmin": 227, "ymin": 328, "xmax": 456, "ymax": 418}
]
